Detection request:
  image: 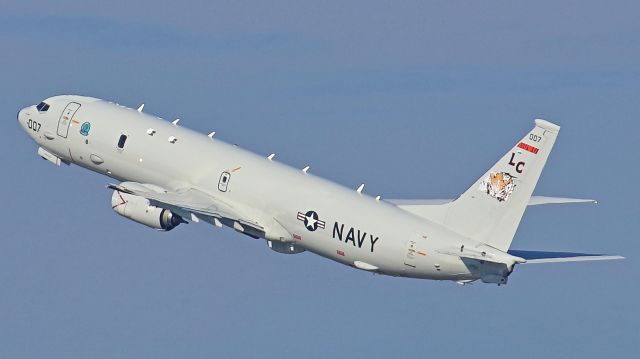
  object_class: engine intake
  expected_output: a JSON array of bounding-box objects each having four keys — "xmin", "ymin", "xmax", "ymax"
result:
[{"xmin": 111, "ymin": 191, "xmax": 183, "ymax": 231}]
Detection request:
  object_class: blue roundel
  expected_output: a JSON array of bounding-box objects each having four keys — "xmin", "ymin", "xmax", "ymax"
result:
[
  {"xmin": 297, "ymin": 210, "xmax": 326, "ymax": 232},
  {"xmin": 80, "ymin": 122, "xmax": 91, "ymax": 136},
  {"xmin": 304, "ymin": 211, "xmax": 320, "ymax": 231}
]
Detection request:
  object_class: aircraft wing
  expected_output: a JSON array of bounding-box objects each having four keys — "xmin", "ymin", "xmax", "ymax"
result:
[
  {"xmin": 387, "ymin": 196, "xmax": 597, "ymax": 206},
  {"xmin": 507, "ymin": 250, "xmax": 624, "ymax": 264},
  {"xmin": 387, "ymin": 196, "xmax": 598, "ymax": 227},
  {"xmin": 108, "ymin": 181, "xmax": 265, "ymax": 234}
]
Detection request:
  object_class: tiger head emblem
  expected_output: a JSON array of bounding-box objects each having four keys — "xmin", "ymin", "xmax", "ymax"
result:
[{"xmin": 479, "ymin": 171, "xmax": 516, "ymax": 202}]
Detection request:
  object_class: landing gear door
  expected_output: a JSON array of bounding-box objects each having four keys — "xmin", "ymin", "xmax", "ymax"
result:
[{"xmin": 57, "ymin": 102, "xmax": 81, "ymax": 138}]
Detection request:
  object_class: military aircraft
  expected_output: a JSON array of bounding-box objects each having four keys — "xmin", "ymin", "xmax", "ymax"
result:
[{"xmin": 17, "ymin": 95, "xmax": 623, "ymax": 285}]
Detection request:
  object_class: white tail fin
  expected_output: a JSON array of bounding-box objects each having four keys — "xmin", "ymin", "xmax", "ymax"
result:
[{"xmin": 440, "ymin": 119, "xmax": 560, "ymax": 251}]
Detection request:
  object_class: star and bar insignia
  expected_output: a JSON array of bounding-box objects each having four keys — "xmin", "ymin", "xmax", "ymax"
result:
[{"xmin": 297, "ymin": 210, "xmax": 326, "ymax": 232}]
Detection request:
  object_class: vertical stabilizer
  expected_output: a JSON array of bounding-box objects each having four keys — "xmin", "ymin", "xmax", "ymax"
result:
[{"xmin": 442, "ymin": 119, "xmax": 559, "ymax": 251}]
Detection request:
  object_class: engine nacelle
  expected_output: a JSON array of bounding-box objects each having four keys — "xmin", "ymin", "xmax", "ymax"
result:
[{"xmin": 111, "ymin": 191, "xmax": 183, "ymax": 231}]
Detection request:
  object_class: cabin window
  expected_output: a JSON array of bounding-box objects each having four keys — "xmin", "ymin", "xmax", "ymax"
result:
[{"xmin": 117, "ymin": 134, "xmax": 128, "ymax": 149}]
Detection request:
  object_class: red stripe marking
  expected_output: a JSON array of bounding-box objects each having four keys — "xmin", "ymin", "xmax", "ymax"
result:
[
  {"xmin": 517, "ymin": 142, "xmax": 539, "ymax": 154},
  {"xmin": 111, "ymin": 191, "xmax": 128, "ymax": 209},
  {"xmin": 337, "ymin": 250, "xmax": 345, "ymax": 256}
]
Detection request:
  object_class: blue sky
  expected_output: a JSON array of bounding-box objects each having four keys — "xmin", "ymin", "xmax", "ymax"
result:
[{"xmin": 1, "ymin": 1, "xmax": 638, "ymax": 357}]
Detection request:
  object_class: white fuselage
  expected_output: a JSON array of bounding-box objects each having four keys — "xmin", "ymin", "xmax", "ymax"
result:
[{"xmin": 18, "ymin": 95, "xmax": 487, "ymax": 282}]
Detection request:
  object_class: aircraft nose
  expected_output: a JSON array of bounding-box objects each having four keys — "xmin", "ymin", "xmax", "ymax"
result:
[
  {"xmin": 17, "ymin": 107, "xmax": 31, "ymax": 133},
  {"xmin": 17, "ymin": 108, "xmax": 24, "ymax": 126}
]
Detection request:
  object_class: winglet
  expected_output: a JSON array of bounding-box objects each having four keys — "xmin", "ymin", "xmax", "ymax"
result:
[
  {"xmin": 137, "ymin": 104, "xmax": 145, "ymax": 112},
  {"xmin": 172, "ymin": 119, "xmax": 180, "ymax": 126},
  {"xmin": 208, "ymin": 131, "xmax": 216, "ymax": 138}
]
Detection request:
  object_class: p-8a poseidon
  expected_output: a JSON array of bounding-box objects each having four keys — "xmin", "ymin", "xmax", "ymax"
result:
[{"xmin": 17, "ymin": 95, "xmax": 622, "ymax": 285}]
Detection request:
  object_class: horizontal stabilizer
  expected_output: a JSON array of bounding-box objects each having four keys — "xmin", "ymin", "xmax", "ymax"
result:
[
  {"xmin": 508, "ymin": 250, "xmax": 624, "ymax": 264},
  {"xmin": 527, "ymin": 196, "xmax": 597, "ymax": 206}
]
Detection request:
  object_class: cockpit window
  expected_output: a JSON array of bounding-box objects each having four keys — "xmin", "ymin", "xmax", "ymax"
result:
[{"xmin": 36, "ymin": 102, "xmax": 50, "ymax": 112}]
